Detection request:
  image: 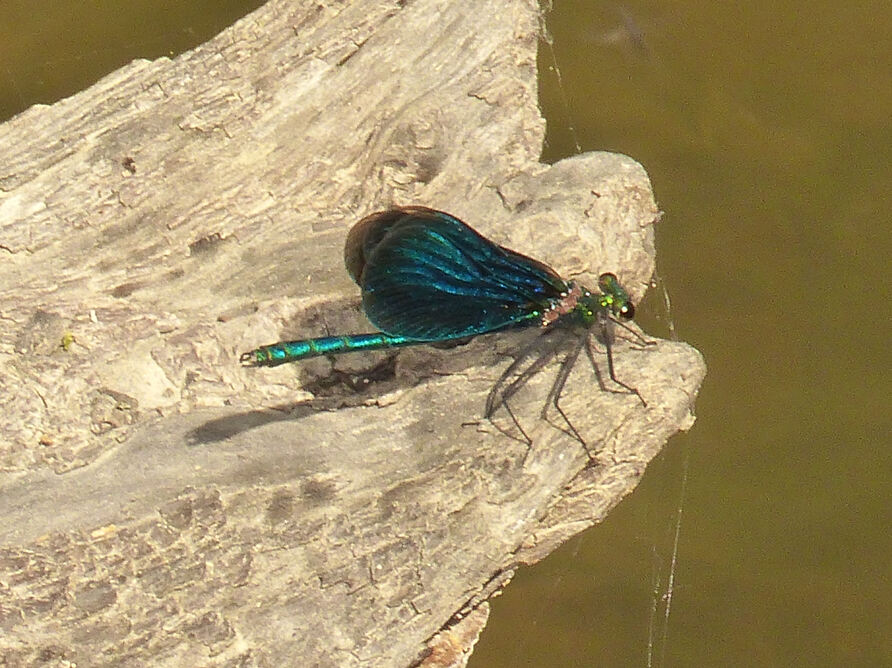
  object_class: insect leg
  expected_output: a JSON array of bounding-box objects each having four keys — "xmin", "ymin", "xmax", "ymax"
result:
[
  {"xmin": 542, "ymin": 333, "xmax": 592, "ymax": 453},
  {"xmin": 591, "ymin": 318, "xmax": 647, "ymax": 407},
  {"xmin": 485, "ymin": 331, "xmax": 561, "ymax": 444},
  {"xmin": 610, "ymin": 316, "xmax": 657, "ymax": 350}
]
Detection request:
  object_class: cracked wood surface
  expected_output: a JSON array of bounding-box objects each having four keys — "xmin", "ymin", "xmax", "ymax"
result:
[{"xmin": 0, "ymin": 0, "xmax": 705, "ymax": 665}]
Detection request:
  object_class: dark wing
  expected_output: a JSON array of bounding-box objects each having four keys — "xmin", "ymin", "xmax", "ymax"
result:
[
  {"xmin": 346, "ymin": 207, "xmax": 568, "ymax": 340},
  {"xmin": 344, "ymin": 208, "xmax": 407, "ymax": 286}
]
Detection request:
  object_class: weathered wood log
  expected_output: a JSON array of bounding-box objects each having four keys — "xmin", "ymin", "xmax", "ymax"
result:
[{"xmin": 0, "ymin": 0, "xmax": 705, "ymax": 665}]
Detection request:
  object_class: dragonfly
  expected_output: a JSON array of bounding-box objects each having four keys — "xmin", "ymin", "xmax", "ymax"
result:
[{"xmin": 241, "ymin": 206, "xmax": 648, "ymax": 444}]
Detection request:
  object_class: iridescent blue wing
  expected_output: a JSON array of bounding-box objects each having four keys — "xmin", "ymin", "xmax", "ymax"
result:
[{"xmin": 344, "ymin": 207, "xmax": 569, "ymax": 340}]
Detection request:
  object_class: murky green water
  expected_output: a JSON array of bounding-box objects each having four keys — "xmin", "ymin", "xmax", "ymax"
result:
[
  {"xmin": 2, "ymin": 1, "xmax": 888, "ymax": 665},
  {"xmin": 0, "ymin": 0, "xmax": 266, "ymax": 121},
  {"xmin": 476, "ymin": 1, "xmax": 890, "ymax": 665}
]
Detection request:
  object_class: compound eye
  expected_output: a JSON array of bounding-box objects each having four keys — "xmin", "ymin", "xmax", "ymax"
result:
[
  {"xmin": 619, "ymin": 303, "xmax": 635, "ymax": 320},
  {"xmin": 598, "ymin": 272, "xmax": 618, "ymax": 292}
]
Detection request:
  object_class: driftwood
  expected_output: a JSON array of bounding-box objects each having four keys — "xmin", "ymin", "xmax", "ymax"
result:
[{"xmin": 0, "ymin": 0, "xmax": 705, "ymax": 665}]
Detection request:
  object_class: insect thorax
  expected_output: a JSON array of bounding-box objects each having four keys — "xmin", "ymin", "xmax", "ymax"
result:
[{"xmin": 539, "ymin": 281, "xmax": 600, "ymax": 328}]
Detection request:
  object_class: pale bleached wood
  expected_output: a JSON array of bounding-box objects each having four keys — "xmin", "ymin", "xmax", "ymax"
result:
[{"xmin": 0, "ymin": 0, "xmax": 705, "ymax": 665}]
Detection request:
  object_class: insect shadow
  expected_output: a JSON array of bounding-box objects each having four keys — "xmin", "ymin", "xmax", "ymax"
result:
[{"xmin": 483, "ymin": 313, "xmax": 655, "ymax": 457}]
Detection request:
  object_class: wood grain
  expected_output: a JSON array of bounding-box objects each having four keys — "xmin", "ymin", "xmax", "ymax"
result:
[{"xmin": 0, "ymin": 0, "xmax": 705, "ymax": 665}]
